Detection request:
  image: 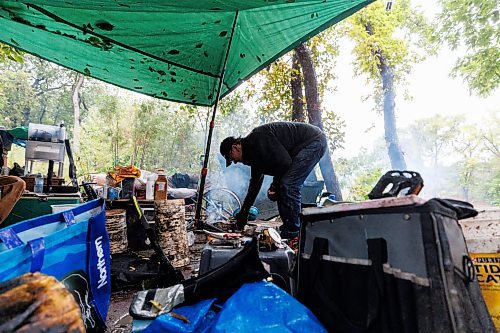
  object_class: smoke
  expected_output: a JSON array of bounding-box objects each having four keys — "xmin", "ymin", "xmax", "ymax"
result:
[{"xmin": 206, "ymin": 153, "xmax": 276, "ymax": 220}]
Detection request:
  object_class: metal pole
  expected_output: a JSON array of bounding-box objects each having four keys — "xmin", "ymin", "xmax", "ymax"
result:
[{"xmin": 195, "ymin": 11, "xmax": 239, "ymax": 228}]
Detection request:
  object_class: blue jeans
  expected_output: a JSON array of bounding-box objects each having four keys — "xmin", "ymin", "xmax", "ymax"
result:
[{"xmin": 278, "ymin": 136, "xmax": 327, "ymax": 238}]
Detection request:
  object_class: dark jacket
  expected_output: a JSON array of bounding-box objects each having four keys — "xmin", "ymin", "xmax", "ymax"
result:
[{"xmin": 240, "ymin": 122, "xmax": 324, "ymax": 211}]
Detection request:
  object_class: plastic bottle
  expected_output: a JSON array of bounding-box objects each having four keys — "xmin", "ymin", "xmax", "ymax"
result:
[
  {"xmin": 154, "ymin": 169, "xmax": 167, "ymax": 201},
  {"xmin": 34, "ymin": 173, "xmax": 44, "ymax": 194},
  {"xmin": 146, "ymin": 174, "xmax": 156, "ymax": 200},
  {"xmin": 59, "ymin": 122, "xmax": 66, "ymax": 142}
]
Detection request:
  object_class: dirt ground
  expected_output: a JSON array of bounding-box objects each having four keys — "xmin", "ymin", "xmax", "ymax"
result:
[{"xmin": 105, "ymin": 231, "xmax": 207, "ymax": 332}]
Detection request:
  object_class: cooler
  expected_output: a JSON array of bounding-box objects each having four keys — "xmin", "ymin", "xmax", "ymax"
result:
[
  {"xmin": 2, "ymin": 192, "xmax": 82, "ymax": 227},
  {"xmin": 199, "ymin": 243, "xmax": 295, "ymax": 294}
]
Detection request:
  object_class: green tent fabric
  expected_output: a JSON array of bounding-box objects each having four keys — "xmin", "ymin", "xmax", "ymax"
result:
[
  {"xmin": 7, "ymin": 127, "xmax": 28, "ymax": 140},
  {"xmin": 0, "ymin": 0, "xmax": 373, "ymax": 107}
]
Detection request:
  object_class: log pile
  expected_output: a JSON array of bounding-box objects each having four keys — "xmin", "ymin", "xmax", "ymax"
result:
[
  {"xmin": 0, "ymin": 272, "xmax": 85, "ymax": 333},
  {"xmin": 106, "ymin": 209, "xmax": 128, "ymax": 254},
  {"xmin": 155, "ymin": 199, "xmax": 190, "ymax": 268}
]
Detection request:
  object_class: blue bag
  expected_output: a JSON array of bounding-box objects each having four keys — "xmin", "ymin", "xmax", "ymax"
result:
[{"xmin": 0, "ymin": 198, "xmax": 110, "ymax": 332}]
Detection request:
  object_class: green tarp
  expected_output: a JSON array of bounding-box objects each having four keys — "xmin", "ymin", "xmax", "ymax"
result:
[
  {"xmin": 6, "ymin": 127, "xmax": 28, "ymax": 140},
  {"xmin": 0, "ymin": 0, "xmax": 373, "ymax": 106}
]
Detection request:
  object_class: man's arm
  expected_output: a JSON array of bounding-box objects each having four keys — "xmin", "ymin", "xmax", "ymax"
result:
[
  {"xmin": 234, "ymin": 169, "xmax": 263, "ymax": 228},
  {"xmin": 241, "ymin": 169, "xmax": 264, "ymax": 213}
]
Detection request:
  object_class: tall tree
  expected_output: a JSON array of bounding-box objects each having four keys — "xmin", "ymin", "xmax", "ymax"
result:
[
  {"xmin": 295, "ymin": 43, "xmax": 343, "ymax": 200},
  {"xmin": 347, "ymin": 0, "xmax": 436, "ymax": 169},
  {"xmin": 438, "ymin": 0, "xmax": 499, "ymax": 96},
  {"xmin": 290, "ymin": 52, "xmax": 305, "ymax": 122}
]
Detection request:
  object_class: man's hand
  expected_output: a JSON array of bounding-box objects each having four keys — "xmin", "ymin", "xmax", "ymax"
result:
[
  {"xmin": 234, "ymin": 210, "xmax": 249, "ymax": 230},
  {"xmin": 267, "ymin": 184, "xmax": 279, "ymax": 202}
]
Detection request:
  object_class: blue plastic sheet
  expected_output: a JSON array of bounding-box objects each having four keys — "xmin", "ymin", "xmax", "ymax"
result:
[
  {"xmin": 208, "ymin": 282, "xmax": 327, "ymax": 333},
  {"xmin": 140, "ymin": 299, "xmax": 217, "ymax": 333},
  {"xmin": 135, "ymin": 282, "xmax": 326, "ymax": 332}
]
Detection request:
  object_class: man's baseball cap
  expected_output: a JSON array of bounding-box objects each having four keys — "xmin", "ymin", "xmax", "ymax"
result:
[{"xmin": 220, "ymin": 136, "xmax": 236, "ymax": 167}]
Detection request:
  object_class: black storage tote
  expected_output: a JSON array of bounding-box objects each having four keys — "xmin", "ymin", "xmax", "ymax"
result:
[{"xmin": 297, "ymin": 197, "xmax": 495, "ymax": 333}]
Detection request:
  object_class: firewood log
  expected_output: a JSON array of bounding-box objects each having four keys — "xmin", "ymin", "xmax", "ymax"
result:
[{"xmin": 0, "ymin": 272, "xmax": 85, "ymax": 333}]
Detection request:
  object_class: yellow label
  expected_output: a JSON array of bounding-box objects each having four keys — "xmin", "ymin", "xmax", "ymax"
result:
[{"xmin": 471, "ymin": 253, "xmax": 500, "ymax": 330}]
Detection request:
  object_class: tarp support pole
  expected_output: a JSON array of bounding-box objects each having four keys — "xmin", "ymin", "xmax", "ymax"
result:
[{"xmin": 195, "ymin": 11, "xmax": 239, "ymax": 228}]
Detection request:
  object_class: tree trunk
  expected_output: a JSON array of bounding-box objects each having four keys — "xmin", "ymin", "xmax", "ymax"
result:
[
  {"xmin": 72, "ymin": 74, "xmax": 84, "ymax": 153},
  {"xmin": 362, "ymin": 21, "xmax": 407, "ymax": 171},
  {"xmin": 379, "ymin": 57, "xmax": 406, "ymax": 170},
  {"xmin": 140, "ymin": 139, "xmax": 148, "ymax": 169},
  {"xmin": 291, "ymin": 51, "xmax": 305, "ymax": 122},
  {"xmin": 131, "ymin": 139, "xmax": 138, "ymax": 166},
  {"xmin": 39, "ymin": 104, "xmax": 47, "ymax": 123},
  {"xmin": 295, "ymin": 43, "xmax": 343, "ymax": 200},
  {"xmin": 22, "ymin": 107, "xmax": 31, "ymax": 127}
]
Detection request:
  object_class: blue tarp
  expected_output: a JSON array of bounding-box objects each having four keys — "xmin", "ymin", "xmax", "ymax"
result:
[{"xmin": 134, "ymin": 281, "xmax": 327, "ymax": 333}]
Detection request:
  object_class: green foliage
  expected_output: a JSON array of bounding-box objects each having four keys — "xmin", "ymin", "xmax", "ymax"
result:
[
  {"xmin": 450, "ymin": 124, "xmax": 489, "ymax": 201},
  {"xmin": 322, "ymin": 109, "xmax": 345, "ymax": 152},
  {"xmin": 482, "ymin": 160, "xmax": 500, "ymax": 205},
  {"xmin": 305, "ymin": 31, "xmax": 341, "ymax": 98},
  {"xmin": 78, "ymin": 95, "xmax": 122, "ymax": 175},
  {"xmin": 349, "ymin": 168, "xmax": 383, "ymax": 201},
  {"xmin": 0, "ymin": 55, "xmax": 80, "ymax": 128},
  {"xmin": 257, "ymin": 59, "xmax": 295, "ymax": 116},
  {"xmin": 405, "ymin": 114, "xmax": 465, "ymax": 167},
  {"xmin": 334, "ymin": 145, "xmax": 388, "ymax": 200},
  {"xmin": 438, "ymin": 0, "xmax": 500, "ymax": 96},
  {"xmin": 0, "ymin": 43, "xmax": 23, "ymax": 63},
  {"xmin": 78, "ymin": 94, "xmax": 207, "ymax": 177},
  {"xmin": 399, "ymin": 112, "xmax": 500, "ymax": 205},
  {"xmin": 0, "ymin": 70, "xmax": 35, "ymax": 127},
  {"xmin": 253, "ymin": 28, "xmax": 341, "ymax": 116}
]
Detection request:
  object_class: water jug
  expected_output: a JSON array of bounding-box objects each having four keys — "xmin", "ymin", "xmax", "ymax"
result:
[
  {"xmin": 146, "ymin": 174, "xmax": 156, "ymax": 200},
  {"xmin": 34, "ymin": 173, "xmax": 44, "ymax": 194}
]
